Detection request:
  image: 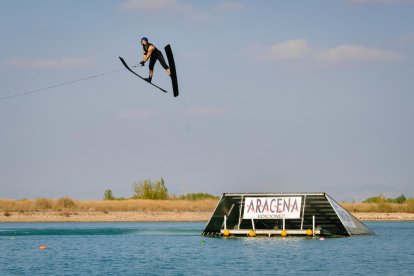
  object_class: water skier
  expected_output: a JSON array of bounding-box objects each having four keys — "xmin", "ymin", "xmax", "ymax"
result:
[{"xmin": 139, "ymin": 37, "xmax": 170, "ymax": 83}]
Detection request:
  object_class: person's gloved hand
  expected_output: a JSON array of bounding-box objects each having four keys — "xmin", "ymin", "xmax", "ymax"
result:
[{"xmin": 140, "ymin": 61, "xmax": 145, "ymax": 66}]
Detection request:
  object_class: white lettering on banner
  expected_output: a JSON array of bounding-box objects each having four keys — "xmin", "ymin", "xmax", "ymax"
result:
[
  {"xmin": 243, "ymin": 197, "xmax": 302, "ymax": 219},
  {"xmin": 327, "ymin": 196, "xmax": 356, "ymax": 228}
]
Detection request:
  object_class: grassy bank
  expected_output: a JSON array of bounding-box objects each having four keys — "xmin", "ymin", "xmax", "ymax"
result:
[
  {"xmin": 0, "ymin": 198, "xmax": 218, "ymax": 213},
  {"xmin": 2, "ymin": 197, "xmax": 414, "ymax": 214},
  {"xmin": 341, "ymin": 201, "xmax": 414, "ymax": 213}
]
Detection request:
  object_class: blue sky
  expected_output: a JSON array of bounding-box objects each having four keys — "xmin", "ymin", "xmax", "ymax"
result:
[{"xmin": 1, "ymin": 0, "xmax": 413, "ymax": 201}]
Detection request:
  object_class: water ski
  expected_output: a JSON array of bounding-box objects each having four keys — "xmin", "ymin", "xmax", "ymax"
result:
[
  {"xmin": 164, "ymin": 44, "xmax": 179, "ymax": 97},
  {"xmin": 119, "ymin": 57, "xmax": 167, "ymax": 93}
]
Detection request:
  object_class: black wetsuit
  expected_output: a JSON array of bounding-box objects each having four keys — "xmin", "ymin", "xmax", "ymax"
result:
[{"xmin": 143, "ymin": 43, "xmax": 169, "ymax": 71}]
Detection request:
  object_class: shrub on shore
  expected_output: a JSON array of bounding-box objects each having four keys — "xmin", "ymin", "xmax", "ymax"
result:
[
  {"xmin": 56, "ymin": 196, "xmax": 77, "ymax": 210},
  {"xmin": 179, "ymin": 193, "xmax": 219, "ymax": 200},
  {"xmin": 0, "ymin": 197, "xmax": 78, "ymax": 212},
  {"xmin": 364, "ymin": 194, "xmax": 407, "ymax": 204},
  {"xmin": 35, "ymin": 198, "xmax": 53, "ymax": 210},
  {"xmin": 342, "ymin": 195, "xmax": 414, "ymax": 213},
  {"xmin": 132, "ymin": 178, "xmax": 168, "ymax": 200},
  {"xmin": 103, "ymin": 189, "xmax": 115, "ymax": 200}
]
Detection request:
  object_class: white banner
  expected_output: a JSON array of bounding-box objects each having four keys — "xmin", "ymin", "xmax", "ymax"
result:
[{"xmin": 243, "ymin": 197, "xmax": 302, "ymax": 219}]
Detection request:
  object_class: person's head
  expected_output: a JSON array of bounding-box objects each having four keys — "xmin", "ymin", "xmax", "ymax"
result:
[{"xmin": 141, "ymin": 37, "xmax": 148, "ymax": 46}]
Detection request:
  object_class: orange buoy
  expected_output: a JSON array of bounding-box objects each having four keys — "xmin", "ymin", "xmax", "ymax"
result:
[
  {"xmin": 248, "ymin": 230, "xmax": 256, "ymax": 237},
  {"xmin": 281, "ymin": 230, "xmax": 288, "ymax": 237},
  {"xmin": 223, "ymin": 229, "xmax": 230, "ymax": 237},
  {"xmin": 306, "ymin": 229, "xmax": 313, "ymax": 236},
  {"xmin": 39, "ymin": 245, "xmax": 47, "ymax": 249}
]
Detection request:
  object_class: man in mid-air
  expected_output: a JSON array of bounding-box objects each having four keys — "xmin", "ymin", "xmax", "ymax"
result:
[{"xmin": 139, "ymin": 37, "xmax": 170, "ymax": 83}]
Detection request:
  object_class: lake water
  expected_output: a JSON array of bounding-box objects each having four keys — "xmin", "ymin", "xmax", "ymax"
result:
[{"xmin": 0, "ymin": 222, "xmax": 413, "ymax": 275}]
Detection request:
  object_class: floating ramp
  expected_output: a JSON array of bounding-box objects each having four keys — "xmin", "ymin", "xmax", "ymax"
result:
[{"xmin": 202, "ymin": 192, "xmax": 374, "ymax": 237}]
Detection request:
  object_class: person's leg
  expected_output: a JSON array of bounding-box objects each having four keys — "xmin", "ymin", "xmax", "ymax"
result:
[
  {"xmin": 147, "ymin": 54, "xmax": 157, "ymax": 82},
  {"xmin": 157, "ymin": 53, "xmax": 171, "ymax": 76}
]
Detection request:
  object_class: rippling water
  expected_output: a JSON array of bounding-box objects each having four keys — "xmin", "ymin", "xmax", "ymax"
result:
[{"xmin": 0, "ymin": 222, "xmax": 413, "ymax": 275}]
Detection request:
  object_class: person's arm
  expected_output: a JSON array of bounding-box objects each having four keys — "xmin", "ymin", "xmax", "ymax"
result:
[{"xmin": 142, "ymin": 45, "xmax": 155, "ymax": 63}]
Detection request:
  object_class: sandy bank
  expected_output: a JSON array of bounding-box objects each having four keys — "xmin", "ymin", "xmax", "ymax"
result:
[
  {"xmin": 1, "ymin": 211, "xmax": 413, "ymax": 222},
  {"xmin": 352, "ymin": 212, "xmax": 414, "ymax": 221}
]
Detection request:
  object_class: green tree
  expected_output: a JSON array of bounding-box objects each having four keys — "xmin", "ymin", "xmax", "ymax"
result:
[
  {"xmin": 364, "ymin": 194, "xmax": 386, "ymax": 203},
  {"xmin": 393, "ymin": 194, "xmax": 406, "ymax": 204},
  {"xmin": 132, "ymin": 178, "xmax": 168, "ymax": 200},
  {"xmin": 133, "ymin": 179, "xmax": 152, "ymax": 199},
  {"xmin": 104, "ymin": 189, "xmax": 115, "ymax": 200},
  {"xmin": 153, "ymin": 178, "xmax": 168, "ymax": 200}
]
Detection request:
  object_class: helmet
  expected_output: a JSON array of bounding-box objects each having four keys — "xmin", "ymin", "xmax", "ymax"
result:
[{"xmin": 141, "ymin": 37, "xmax": 148, "ymax": 42}]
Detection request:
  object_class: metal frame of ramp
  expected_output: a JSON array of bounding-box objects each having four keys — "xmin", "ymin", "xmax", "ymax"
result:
[{"xmin": 202, "ymin": 192, "xmax": 374, "ymax": 237}]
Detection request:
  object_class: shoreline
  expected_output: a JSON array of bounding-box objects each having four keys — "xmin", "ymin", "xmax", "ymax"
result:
[
  {"xmin": 351, "ymin": 212, "xmax": 414, "ymax": 221},
  {"xmin": 1, "ymin": 211, "xmax": 414, "ymax": 223}
]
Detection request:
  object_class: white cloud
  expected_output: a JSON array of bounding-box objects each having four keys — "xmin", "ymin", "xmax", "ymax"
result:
[
  {"xmin": 4, "ymin": 56, "xmax": 96, "ymax": 69},
  {"xmin": 249, "ymin": 40, "xmax": 404, "ymax": 66},
  {"xmin": 216, "ymin": 2, "xmax": 243, "ymax": 12},
  {"xmin": 251, "ymin": 39, "xmax": 312, "ymax": 61},
  {"xmin": 118, "ymin": 110, "xmax": 154, "ymax": 120},
  {"xmin": 316, "ymin": 44, "xmax": 403, "ymax": 63},
  {"xmin": 188, "ymin": 107, "xmax": 227, "ymax": 117},
  {"xmin": 347, "ymin": 0, "xmax": 414, "ymax": 4},
  {"xmin": 119, "ymin": 0, "xmax": 191, "ymax": 12}
]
